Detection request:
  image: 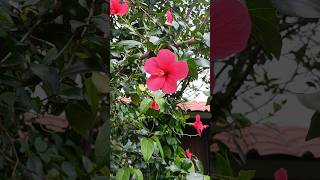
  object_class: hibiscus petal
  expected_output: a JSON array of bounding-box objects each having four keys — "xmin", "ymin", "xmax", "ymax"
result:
[
  {"xmin": 146, "ymin": 75, "xmax": 165, "ymax": 91},
  {"xmin": 166, "ymin": 10, "xmax": 173, "ymax": 24},
  {"xmin": 274, "ymin": 168, "xmax": 288, "ymax": 180},
  {"xmin": 156, "ymin": 49, "xmax": 176, "ymax": 69},
  {"xmin": 118, "ymin": 2, "xmax": 129, "ymax": 15},
  {"xmin": 212, "ymin": 0, "xmax": 251, "ymax": 59},
  {"xmin": 168, "ymin": 61, "xmax": 189, "ymax": 80},
  {"xmin": 162, "ymin": 77, "xmax": 177, "ymax": 94},
  {"xmin": 144, "ymin": 57, "xmax": 161, "ymax": 75}
]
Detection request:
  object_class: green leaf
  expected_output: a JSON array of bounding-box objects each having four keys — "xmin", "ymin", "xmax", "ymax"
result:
[
  {"xmin": 213, "ymin": 153, "xmax": 233, "ymax": 176},
  {"xmin": 27, "ymin": 155, "xmax": 44, "ymax": 180},
  {"xmin": 118, "ymin": 40, "xmax": 142, "ymax": 48},
  {"xmin": 151, "ymin": 136, "xmax": 164, "ymax": 159},
  {"xmin": 139, "ymin": 98, "xmax": 152, "ymax": 113},
  {"xmin": 61, "ymin": 60, "xmax": 104, "ymax": 79},
  {"xmin": 95, "ymin": 122, "xmax": 110, "ymax": 167},
  {"xmin": 61, "ymin": 162, "xmax": 77, "ymax": 179},
  {"xmin": 34, "ymin": 137, "xmax": 48, "ymax": 153},
  {"xmin": 70, "ymin": 20, "xmax": 86, "ymax": 32},
  {"xmin": 43, "ymin": 48, "xmax": 58, "ymax": 64},
  {"xmin": 231, "ymin": 113, "xmax": 251, "ymax": 127},
  {"xmin": 84, "ymin": 78, "xmax": 99, "ymax": 112},
  {"xmin": 133, "ymin": 169, "xmax": 144, "ymax": 180},
  {"xmin": 187, "ymin": 59, "xmax": 198, "ymax": 79},
  {"xmin": 181, "ymin": 159, "xmax": 193, "ymax": 171},
  {"xmin": 247, "ymin": 0, "xmax": 282, "ymax": 59},
  {"xmin": 297, "ymin": 91, "xmax": 320, "ymax": 112},
  {"xmin": 116, "ymin": 168, "xmax": 130, "ymax": 180},
  {"xmin": 30, "ymin": 63, "xmax": 60, "ymax": 94},
  {"xmin": 65, "ymin": 102, "xmax": 96, "ymax": 135},
  {"xmin": 237, "ymin": 170, "xmax": 256, "ymax": 180},
  {"xmin": 78, "ymin": 0, "xmax": 88, "ymax": 10},
  {"xmin": 92, "ymin": 14, "xmax": 109, "ymax": 36},
  {"xmin": 141, "ymin": 137, "xmax": 155, "ymax": 162},
  {"xmin": 82, "ymin": 156, "xmax": 93, "ymax": 173},
  {"xmin": 92, "ymin": 72, "xmax": 109, "ymax": 94},
  {"xmin": 154, "ymin": 97, "xmax": 166, "ymax": 113},
  {"xmin": 272, "ymin": 0, "xmax": 320, "ymax": 18},
  {"xmin": 194, "ymin": 159, "xmax": 204, "ymax": 174},
  {"xmin": 306, "ymin": 112, "xmax": 320, "ymax": 141}
]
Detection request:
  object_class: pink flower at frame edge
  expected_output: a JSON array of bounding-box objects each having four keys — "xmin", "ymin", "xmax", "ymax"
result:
[
  {"xmin": 144, "ymin": 49, "xmax": 189, "ymax": 94},
  {"xmin": 192, "ymin": 114, "xmax": 209, "ymax": 136},
  {"xmin": 165, "ymin": 10, "xmax": 173, "ymax": 25},
  {"xmin": 274, "ymin": 168, "xmax": 288, "ymax": 180},
  {"xmin": 185, "ymin": 148, "xmax": 192, "ymax": 160},
  {"xmin": 150, "ymin": 100, "xmax": 160, "ymax": 111},
  {"xmin": 212, "ymin": 0, "xmax": 251, "ymax": 59},
  {"xmin": 110, "ymin": 0, "xmax": 129, "ymax": 16}
]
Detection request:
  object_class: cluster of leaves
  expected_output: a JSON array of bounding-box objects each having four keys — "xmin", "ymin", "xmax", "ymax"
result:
[
  {"xmin": 0, "ymin": 0, "xmax": 109, "ymax": 179},
  {"xmin": 110, "ymin": 0, "xmax": 211, "ymax": 179}
]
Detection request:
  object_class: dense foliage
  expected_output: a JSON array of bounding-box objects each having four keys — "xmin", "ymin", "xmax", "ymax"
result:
[{"xmin": 0, "ymin": 0, "xmax": 109, "ymax": 179}]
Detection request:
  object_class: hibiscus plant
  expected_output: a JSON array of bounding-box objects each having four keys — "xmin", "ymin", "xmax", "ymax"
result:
[{"xmin": 110, "ymin": 0, "xmax": 211, "ymax": 179}]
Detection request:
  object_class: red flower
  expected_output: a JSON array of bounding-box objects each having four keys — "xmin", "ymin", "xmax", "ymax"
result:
[
  {"xmin": 274, "ymin": 168, "xmax": 288, "ymax": 180},
  {"xmin": 165, "ymin": 10, "xmax": 173, "ymax": 25},
  {"xmin": 185, "ymin": 148, "xmax": 192, "ymax": 160},
  {"xmin": 110, "ymin": 0, "xmax": 129, "ymax": 16},
  {"xmin": 192, "ymin": 114, "xmax": 208, "ymax": 136},
  {"xmin": 144, "ymin": 49, "xmax": 188, "ymax": 94},
  {"xmin": 212, "ymin": 0, "xmax": 251, "ymax": 59},
  {"xmin": 150, "ymin": 100, "xmax": 160, "ymax": 111}
]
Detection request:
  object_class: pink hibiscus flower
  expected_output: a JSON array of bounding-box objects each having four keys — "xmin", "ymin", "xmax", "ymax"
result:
[
  {"xmin": 165, "ymin": 10, "xmax": 173, "ymax": 25},
  {"xmin": 144, "ymin": 49, "xmax": 189, "ymax": 94},
  {"xmin": 212, "ymin": 0, "xmax": 251, "ymax": 59},
  {"xmin": 150, "ymin": 100, "xmax": 160, "ymax": 111},
  {"xmin": 192, "ymin": 114, "xmax": 209, "ymax": 136},
  {"xmin": 274, "ymin": 168, "xmax": 288, "ymax": 180},
  {"xmin": 185, "ymin": 148, "xmax": 193, "ymax": 160},
  {"xmin": 110, "ymin": 0, "xmax": 129, "ymax": 16}
]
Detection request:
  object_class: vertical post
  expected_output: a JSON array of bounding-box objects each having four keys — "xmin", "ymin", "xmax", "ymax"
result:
[{"xmin": 209, "ymin": 0, "xmax": 214, "ymax": 176}]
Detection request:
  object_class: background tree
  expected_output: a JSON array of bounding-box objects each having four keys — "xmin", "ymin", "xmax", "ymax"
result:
[
  {"xmin": 0, "ymin": 0, "xmax": 109, "ymax": 179},
  {"xmin": 211, "ymin": 0, "xmax": 320, "ymax": 177}
]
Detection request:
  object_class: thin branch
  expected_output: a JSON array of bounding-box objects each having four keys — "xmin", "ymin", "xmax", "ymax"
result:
[{"xmin": 0, "ymin": 19, "xmax": 41, "ymax": 64}]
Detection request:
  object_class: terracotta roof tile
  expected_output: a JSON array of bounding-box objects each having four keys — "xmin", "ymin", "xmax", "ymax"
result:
[
  {"xmin": 177, "ymin": 101, "xmax": 210, "ymax": 111},
  {"xmin": 212, "ymin": 123, "xmax": 320, "ymax": 158}
]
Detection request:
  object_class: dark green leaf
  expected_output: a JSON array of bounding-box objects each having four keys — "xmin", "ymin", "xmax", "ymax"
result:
[
  {"xmin": 82, "ymin": 156, "xmax": 93, "ymax": 173},
  {"xmin": 247, "ymin": 0, "xmax": 282, "ymax": 59},
  {"xmin": 92, "ymin": 72, "xmax": 109, "ymax": 94},
  {"xmin": 272, "ymin": 0, "xmax": 320, "ymax": 18},
  {"xmin": 95, "ymin": 122, "xmax": 110, "ymax": 167},
  {"xmin": 236, "ymin": 170, "xmax": 256, "ymax": 180},
  {"xmin": 213, "ymin": 153, "xmax": 233, "ymax": 176},
  {"xmin": 306, "ymin": 112, "xmax": 320, "ymax": 141},
  {"xmin": 61, "ymin": 60, "xmax": 105, "ymax": 78},
  {"xmin": 65, "ymin": 102, "xmax": 96, "ymax": 135},
  {"xmin": 34, "ymin": 137, "xmax": 48, "ymax": 153},
  {"xmin": 84, "ymin": 78, "xmax": 99, "ymax": 112},
  {"xmin": 30, "ymin": 63, "xmax": 60, "ymax": 94}
]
